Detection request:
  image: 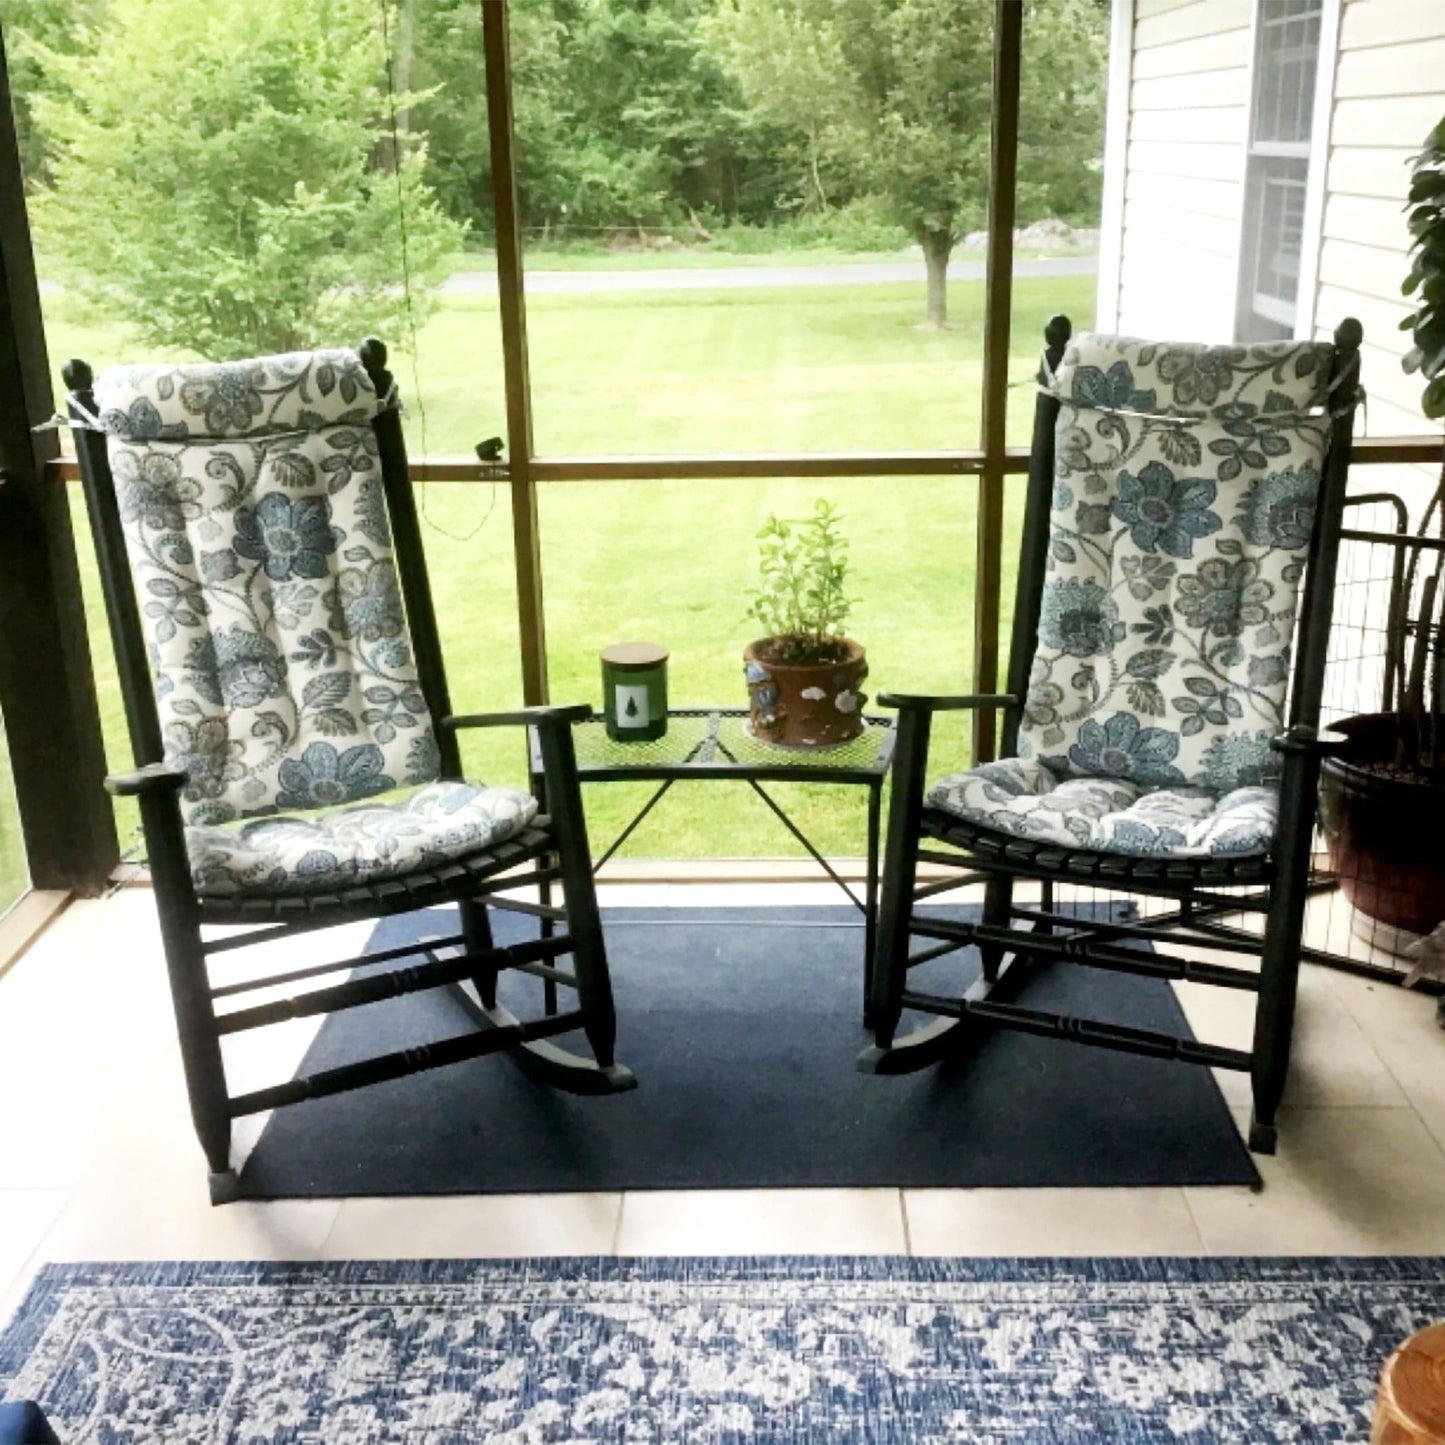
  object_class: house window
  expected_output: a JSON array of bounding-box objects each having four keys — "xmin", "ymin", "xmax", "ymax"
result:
[{"xmin": 1237, "ymin": 0, "xmax": 1324, "ymax": 342}]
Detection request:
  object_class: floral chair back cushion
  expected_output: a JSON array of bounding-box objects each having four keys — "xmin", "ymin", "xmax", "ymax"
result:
[
  {"xmin": 1017, "ymin": 334, "xmax": 1335, "ymax": 794},
  {"xmin": 95, "ymin": 349, "xmax": 440, "ymax": 826}
]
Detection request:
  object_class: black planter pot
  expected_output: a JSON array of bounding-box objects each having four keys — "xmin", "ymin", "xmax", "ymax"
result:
[{"xmin": 1318, "ymin": 712, "xmax": 1445, "ymax": 948}]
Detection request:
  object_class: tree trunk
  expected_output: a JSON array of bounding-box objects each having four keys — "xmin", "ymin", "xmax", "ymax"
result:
[
  {"xmin": 921, "ymin": 229, "xmax": 952, "ymax": 328},
  {"xmin": 919, "ymin": 229, "xmax": 953, "ymax": 329},
  {"xmin": 808, "ymin": 130, "xmax": 828, "ymax": 210}
]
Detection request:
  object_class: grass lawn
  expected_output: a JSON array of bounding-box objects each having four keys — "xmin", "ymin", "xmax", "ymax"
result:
[{"xmin": 0, "ymin": 263, "xmax": 1092, "ymax": 909}]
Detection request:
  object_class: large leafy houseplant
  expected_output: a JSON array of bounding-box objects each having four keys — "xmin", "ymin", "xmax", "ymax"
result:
[
  {"xmin": 1396, "ymin": 114, "xmax": 1445, "ymax": 782},
  {"xmin": 1317, "ymin": 116, "xmax": 1445, "ymax": 954},
  {"xmin": 1404, "ymin": 116, "xmax": 1445, "ymax": 422},
  {"xmin": 742, "ymin": 499, "xmax": 868, "ymax": 747}
]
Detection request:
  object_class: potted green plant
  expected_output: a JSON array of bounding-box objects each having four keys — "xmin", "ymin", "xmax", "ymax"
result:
[
  {"xmin": 1318, "ymin": 116, "xmax": 1445, "ymax": 952},
  {"xmin": 743, "ymin": 498, "xmax": 868, "ymax": 748}
]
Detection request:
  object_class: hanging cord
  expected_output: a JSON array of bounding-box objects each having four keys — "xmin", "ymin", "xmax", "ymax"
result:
[{"xmin": 377, "ymin": 0, "xmax": 497, "ymax": 544}]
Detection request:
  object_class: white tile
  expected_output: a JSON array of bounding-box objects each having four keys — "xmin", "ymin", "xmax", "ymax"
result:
[
  {"xmin": 1186, "ymin": 1105, "xmax": 1445, "ymax": 1254},
  {"xmin": 615, "ymin": 1189, "xmax": 906, "ymax": 1256},
  {"xmin": 34, "ymin": 1112, "xmax": 339, "ymax": 1262},
  {"xmin": 323, "ymin": 1193, "xmax": 623, "ymax": 1259},
  {"xmin": 1320, "ymin": 969, "xmax": 1445, "ymax": 1143},
  {"xmin": 0, "ymin": 1190, "xmax": 67, "ymax": 1303},
  {"xmin": 1173, "ymin": 957, "xmax": 1406, "ymax": 1110},
  {"xmin": 905, "ymin": 1188, "xmax": 1203, "ymax": 1256},
  {"xmin": 0, "ymin": 1106, "xmax": 106, "ymax": 1190}
]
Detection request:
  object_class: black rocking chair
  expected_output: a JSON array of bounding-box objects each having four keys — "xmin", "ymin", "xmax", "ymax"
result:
[
  {"xmin": 67, "ymin": 340, "xmax": 633, "ymax": 1203},
  {"xmin": 862, "ymin": 317, "xmax": 1362, "ymax": 1155}
]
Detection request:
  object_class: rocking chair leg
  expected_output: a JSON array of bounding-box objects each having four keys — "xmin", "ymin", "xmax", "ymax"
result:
[
  {"xmin": 979, "ymin": 875, "xmax": 1014, "ymax": 982},
  {"xmin": 459, "ymin": 897, "xmax": 497, "ymax": 1010},
  {"xmin": 534, "ymin": 722, "xmax": 635, "ymax": 1092},
  {"xmin": 1249, "ymin": 887, "xmax": 1307, "ymax": 1156},
  {"xmin": 867, "ymin": 708, "xmax": 932, "ymax": 1051},
  {"xmin": 869, "ymin": 849, "xmax": 916, "ymax": 1052},
  {"xmin": 1248, "ymin": 751, "xmax": 1319, "ymax": 1156},
  {"xmin": 165, "ymin": 928, "xmax": 236, "ymax": 1203},
  {"xmin": 141, "ymin": 790, "xmax": 235, "ymax": 1200}
]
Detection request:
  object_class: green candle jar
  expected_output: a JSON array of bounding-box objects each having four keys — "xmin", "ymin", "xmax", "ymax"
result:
[{"xmin": 600, "ymin": 642, "xmax": 669, "ymax": 743}]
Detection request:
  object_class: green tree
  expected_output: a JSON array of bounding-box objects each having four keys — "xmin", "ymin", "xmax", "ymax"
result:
[
  {"xmin": 708, "ymin": 0, "xmax": 1107, "ymax": 326},
  {"xmin": 1017, "ymin": 0, "xmax": 1109, "ymax": 228},
  {"xmin": 410, "ymin": 0, "xmax": 783, "ymax": 240},
  {"xmin": 0, "ymin": 0, "xmax": 103, "ymax": 185},
  {"xmin": 32, "ymin": 0, "xmax": 460, "ymax": 360},
  {"xmin": 407, "ymin": 0, "xmax": 567, "ymax": 237},
  {"xmin": 544, "ymin": 0, "xmax": 767, "ymax": 233}
]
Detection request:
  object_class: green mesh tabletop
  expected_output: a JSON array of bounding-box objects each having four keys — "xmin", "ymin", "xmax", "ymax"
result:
[{"xmin": 530, "ymin": 707, "xmax": 895, "ymax": 783}]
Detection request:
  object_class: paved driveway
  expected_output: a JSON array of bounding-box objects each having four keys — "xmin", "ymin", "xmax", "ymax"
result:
[{"xmin": 442, "ymin": 254, "xmax": 1097, "ymax": 295}]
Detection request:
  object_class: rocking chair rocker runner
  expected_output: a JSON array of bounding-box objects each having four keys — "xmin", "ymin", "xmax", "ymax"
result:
[
  {"xmin": 863, "ymin": 316, "xmax": 1363, "ymax": 1155},
  {"xmin": 66, "ymin": 341, "xmax": 634, "ymax": 1204}
]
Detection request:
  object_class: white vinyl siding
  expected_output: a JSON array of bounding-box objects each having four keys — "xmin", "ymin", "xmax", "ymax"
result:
[
  {"xmin": 1111, "ymin": 0, "xmax": 1253, "ymax": 337},
  {"xmin": 1102, "ymin": 0, "xmax": 1443, "ymax": 463},
  {"xmin": 1308, "ymin": 0, "xmax": 1444, "ymax": 516}
]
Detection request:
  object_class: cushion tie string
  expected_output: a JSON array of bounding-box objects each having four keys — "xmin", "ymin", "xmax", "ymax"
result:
[
  {"xmin": 33, "ymin": 397, "xmax": 105, "ymax": 433},
  {"xmin": 1036, "ymin": 344, "xmax": 1061, "ymax": 397}
]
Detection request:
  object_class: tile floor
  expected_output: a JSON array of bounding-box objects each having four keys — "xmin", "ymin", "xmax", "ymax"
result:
[{"xmin": 3, "ymin": 878, "xmax": 1445, "ymax": 1331}]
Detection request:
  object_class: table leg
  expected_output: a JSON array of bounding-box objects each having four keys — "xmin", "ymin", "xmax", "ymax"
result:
[
  {"xmin": 539, "ymin": 863, "xmax": 557, "ymax": 1016},
  {"xmin": 746, "ymin": 779, "xmax": 867, "ymax": 914},
  {"xmin": 865, "ymin": 780, "xmax": 881, "ymax": 1027}
]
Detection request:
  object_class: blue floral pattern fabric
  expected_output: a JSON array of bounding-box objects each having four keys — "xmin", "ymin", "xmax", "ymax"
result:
[
  {"xmin": 96, "ymin": 349, "xmax": 541, "ymax": 896},
  {"xmin": 1020, "ymin": 333, "xmax": 1333, "ymax": 794},
  {"xmin": 95, "ymin": 350, "xmax": 441, "ymax": 830},
  {"xmin": 922, "ymin": 332, "xmax": 1340, "ymax": 860},
  {"xmin": 928, "ymin": 757, "xmax": 1278, "ymax": 858},
  {"xmin": 6, "ymin": 1257, "xmax": 1442, "ymax": 1442},
  {"xmin": 187, "ymin": 778, "xmax": 538, "ymax": 897}
]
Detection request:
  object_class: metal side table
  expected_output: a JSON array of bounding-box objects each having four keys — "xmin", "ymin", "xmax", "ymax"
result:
[{"xmin": 528, "ymin": 707, "xmax": 897, "ymax": 1016}]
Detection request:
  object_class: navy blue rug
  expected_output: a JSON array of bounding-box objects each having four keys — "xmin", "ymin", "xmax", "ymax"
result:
[
  {"xmin": 2, "ymin": 1256, "xmax": 1437, "ymax": 1441},
  {"xmin": 237, "ymin": 905, "xmax": 1256, "ymax": 1195}
]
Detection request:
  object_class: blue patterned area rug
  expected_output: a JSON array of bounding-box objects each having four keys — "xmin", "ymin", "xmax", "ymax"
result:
[{"xmin": 2, "ymin": 1257, "xmax": 1439, "ymax": 1442}]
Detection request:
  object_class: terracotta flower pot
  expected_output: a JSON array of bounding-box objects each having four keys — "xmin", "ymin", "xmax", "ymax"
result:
[
  {"xmin": 742, "ymin": 637, "xmax": 868, "ymax": 748},
  {"xmin": 1319, "ymin": 712, "xmax": 1445, "ymax": 949}
]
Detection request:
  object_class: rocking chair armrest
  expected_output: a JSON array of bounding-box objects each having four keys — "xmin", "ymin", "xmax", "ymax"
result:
[
  {"xmin": 875, "ymin": 691, "xmax": 1018, "ymax": 713},
  {"xmin": 440, "ymin": 704, "xmax": 593, "ymax": 732},
  {"xmin": 105, "ymin": 763, "xmax": 189, "ymax": 797},
  {"xmin": 1269, "ymin": 724, "xmax": 1350, "ymax": 758}
]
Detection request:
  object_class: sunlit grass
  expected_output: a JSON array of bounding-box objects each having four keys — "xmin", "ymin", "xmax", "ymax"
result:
[{"xmin": 0, "ymin": 266, "xmax": 1090, "ymax": 900}]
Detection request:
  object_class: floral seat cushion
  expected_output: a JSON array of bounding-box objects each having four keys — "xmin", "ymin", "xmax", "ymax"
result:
[
  {"xmin": 187, "ymin": 777, "xmax": 539, "ymax": 898},
  {"xmin": 927, "ymin": 757, "xmax": 1277, "ymax": 859}
]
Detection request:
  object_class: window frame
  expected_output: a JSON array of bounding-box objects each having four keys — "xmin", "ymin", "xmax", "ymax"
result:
[{"xmin": 1236, "ymin": 0, "xmax": 1338, "ymax": 343}]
